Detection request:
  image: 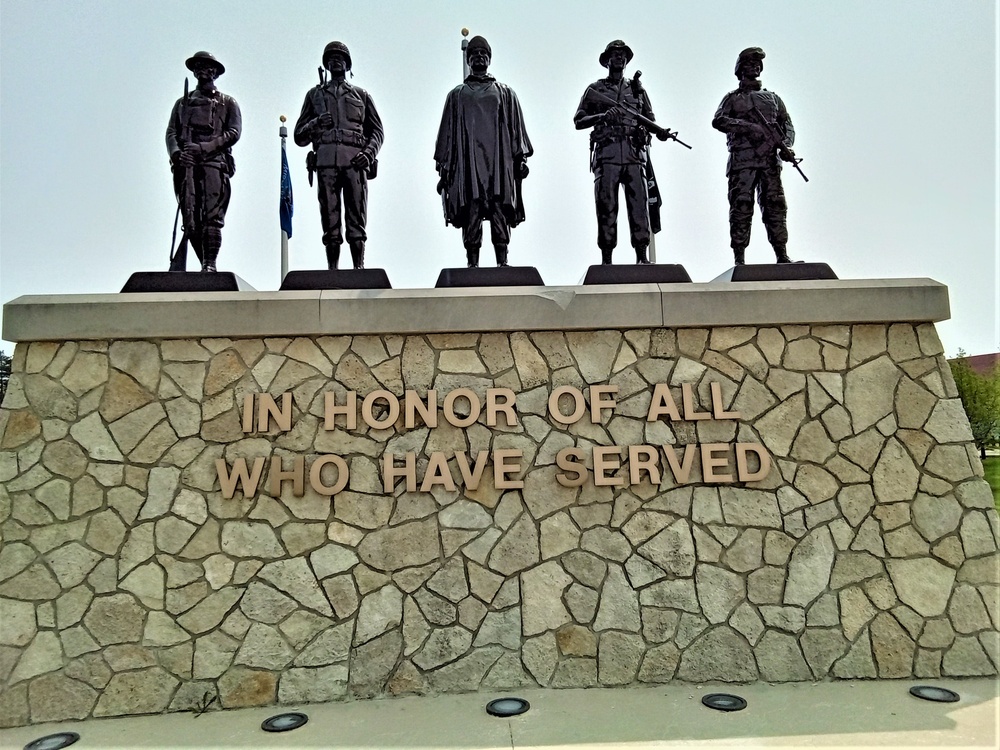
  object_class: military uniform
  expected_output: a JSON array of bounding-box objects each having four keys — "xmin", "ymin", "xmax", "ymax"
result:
[
  {"xmin": 712, "ymin": 48, "xmax": 795, "ymax": 263},
  {"xmin": 294, "ymin": 43, "xmax": 383, "ymax": 269},
  {"xmin": 574, "ymin": 41, "xmax": 659, "ymax": 264},
  {"xmin": 165, "ymin": 52, "xmax": 241, "ymax": 271}
]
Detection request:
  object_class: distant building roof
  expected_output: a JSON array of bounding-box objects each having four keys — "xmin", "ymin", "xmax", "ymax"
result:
[{"xmin": 950, "ymin": 352, "xmax": 1000, "ymax": 375}]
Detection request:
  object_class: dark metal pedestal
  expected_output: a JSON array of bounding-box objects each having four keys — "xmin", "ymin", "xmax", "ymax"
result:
[
  {"xmin": 435, "ymin": 267, "xmax": 544, "ymax": 288},
  {"xmin": 120, "ymin": 272, "xmax": 256, "ymax": 293},
  {"xmin": 582, "ymin": 264, "xmax": 692, "ymax": 285},
  {"xmin": 279, "ymin": 269, "xmax": 392, "ymax": 291},
  {"xmin": 714, "ymin": 263, "xmax": 838, "ymax": 282}
]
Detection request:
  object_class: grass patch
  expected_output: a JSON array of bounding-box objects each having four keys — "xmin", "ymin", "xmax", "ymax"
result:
[{"xmin": 983, "ymin": 456, "xmax": 1000, "ymax": 512}]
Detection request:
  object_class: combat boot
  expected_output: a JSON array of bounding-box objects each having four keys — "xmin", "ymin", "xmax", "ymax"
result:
[
  {"xmin": 494, "ymin": 244, "xmax": 509, "ymax": 267},
  {"xmin": 349, "ymin": 240, "xmax": 365, "ymax": 269},
  {"xmin": 733, "ymin": 248, "xmax": 746, "ymax": 266},
  {"xmin": 325, "ymin": 244, "xmax": 341, "ymax": 270},
  {"xmin": 601, "ymin": 248, "xmax": 614, "ymax": 265},
  {"xmin": 201, "ymin": 228, "xmax": 221, "ymax": 272},
  {"xmin": 635, "ymin": 245, "xmax": 651, "ymax": 265},
  {"xmin": 774, "ymin": 246, "xmax": 793, "ymax": 263},
  {"xmin": 466, "ymin": 247, "xmax": 480, "ymax": 268}
]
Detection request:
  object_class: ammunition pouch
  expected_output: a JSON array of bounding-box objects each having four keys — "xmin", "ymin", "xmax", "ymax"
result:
[{"xmin": 317, "ymin": 128, "xmax": 365, "ymax": 147}]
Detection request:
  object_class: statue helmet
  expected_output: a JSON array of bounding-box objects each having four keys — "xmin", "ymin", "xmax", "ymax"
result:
[
  {"xmin": 185, "ymin": 51, "xmax": 225, "ymax": 76},
  {"xmin": 323, "ymin": 41, "xmax": 352, "ymax": 70},
  {"xmin": 599, "ymin": 40, "xmax": 634, "ymax": 67},
  {"xmin": 735, "ymin": 47, "xmax": 765, "ymax": 76},
  {"xmin": 465, "ymin": 35, "xmax": 492, "ymax": 59}
]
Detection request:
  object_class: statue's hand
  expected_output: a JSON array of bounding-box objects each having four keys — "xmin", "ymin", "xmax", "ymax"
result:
[
  {"xmin": 517, "ymin": 160, "xmax": 529, "ymax": 179},
  {"xmin": 176, "ymin": 144, "xmax": 199, "ymax": 166},
  {"xmin": 436, "ymin": 174, "xmax": 448, "ymax": 194},
  {"xmin": 603, "ymin": 106, "xmax": 624, "ymax": 124},
  {"xmin": 316, "ymin": 113, "xmax": 334, "ymax": 130},
  {"xmin": 779, "ymin": 148, "xmax": 796, "ymax": 163},
  {"xmin": 351, "ymin": 152, "xmax": 371, "ymax": 171}
]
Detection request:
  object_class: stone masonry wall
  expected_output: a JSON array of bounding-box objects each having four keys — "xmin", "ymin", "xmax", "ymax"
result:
[{"xmin": 0, "ymin": 322, "xmax": 998, "ymax": 727}]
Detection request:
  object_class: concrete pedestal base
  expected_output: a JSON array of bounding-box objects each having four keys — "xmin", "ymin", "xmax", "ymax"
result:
[{"xmin": 1, "ymin": 279, "xmax": 996, "ymax": 729}]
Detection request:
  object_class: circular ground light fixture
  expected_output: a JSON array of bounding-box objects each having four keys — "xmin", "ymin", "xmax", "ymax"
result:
[
  {"xmin": 909, "ymin": 686, "xmax": 960, "ymax": 703},
  {"xmin": 701, "ymin": 693, "xmax": 748, "ymax": 712},
  {"xmin": 261, "ymin": 712, "xmax": 309, "ymax": 732},
  {"xmin": 486, "ymin": 697, "xmax": 530, "ymax": 717},
  {"xmin": 23, "ymin": 733, "xmax": 80, "ymax": 750}
]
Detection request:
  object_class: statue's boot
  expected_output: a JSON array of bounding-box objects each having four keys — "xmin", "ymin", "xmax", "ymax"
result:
[
  {"xmin": 495, "ymin": 244, "xmax": 509, "ymax": 267},
  {"xmin": 734, "ymin": 248, "xmax": 746, "ymax": 266},
  {"xmin": 774, "ymin": 246, "xmax": 793, "ymax": 263},
  {"xmin": 601, "ymin": 248, "xmax": 614, "ymax": 265},
  {"xmin": 201, "ymin": 228, "xmax": 221, "ymax": 272},
  {"xmin": 325, "ymin": 244, "xmax": 341, "ymax": 270},
  {"xmin": 635, "ymin": 245, "xmax": 652, "ymax": 265},
  {"xmin": 466, "ymin": 247, "xmax": 480, "ymax": 268},
  {"xmin": 349, "ymin": 240, "xmax": 365, "ymax": 269}
]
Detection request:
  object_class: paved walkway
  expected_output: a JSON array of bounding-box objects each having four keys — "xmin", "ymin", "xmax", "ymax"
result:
[{"xmin": 3, "ymin": 678, "xmax": 998, "ymax": 749}]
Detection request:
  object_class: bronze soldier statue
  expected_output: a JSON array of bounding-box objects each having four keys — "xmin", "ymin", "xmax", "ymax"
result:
[
  {"xmin": 294, "ymin": 41, "xmax": 384, "ymax": 270},
  {"xmin": 434, "ymin": 36, "xmax": 532, "ymax": 268},
  {"xmin": 166, "ymin": 51, "xmax": 241, "ymax": 272},
  {"xmin": 574, "ymin": 40, "xmax": 676, "ymax": 265},
  {"xmin": 712, "ymin": 47, "xmax": 797, "ymax": 265}
]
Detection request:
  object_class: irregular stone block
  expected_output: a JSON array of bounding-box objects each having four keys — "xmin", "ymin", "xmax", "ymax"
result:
[
  {"xmin": 784, "ymin": 526, "xmax": 834, "ymax": 606},
  {"xmin": 886, "ymin": 558, "xmax": 956, "ymax": 616},
  {"xmin": 521, "ymin": 561, "xmax": 573, "ymax": 636},
  {"xmin": 757, "ymin": 630, "xmax": 811, "ymax": 681},
  {"xmin": 677, "ymin": 626, "xmax": 757, "ymax": 682},
  {"xmin": 355, "ymin": 585, "xmax": 403, "ymax": 646},
  {"xmin": 598, "ymin": 631, "xmax": 644, "ymax": 685},
  {"xmin": 27, "ymin": 673, "xmax": 97, "ymax": 724},
  {"xmin": 357, "ymin": 518, "xmax": 440, "ymax": 572}
]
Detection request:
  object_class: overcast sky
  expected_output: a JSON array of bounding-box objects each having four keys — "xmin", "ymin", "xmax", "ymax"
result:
[{"xmin": 1, "ymin": 0, "xmax": 996, "ymax": 357}]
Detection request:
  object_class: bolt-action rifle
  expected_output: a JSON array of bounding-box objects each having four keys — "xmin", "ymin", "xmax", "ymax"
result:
[
  {"xmin": 305, "ymin": 66, "xmax": 327, "ymax": 187},
  {"xmin": 169, "ymin": 77, "xmax": 200, "ymax": 271},
  {"xmin": 589, "ymin": 82, "xmax": 692, "ymax": 149},
  {"xmin": 749, "ymin": 105, "xmax": 808, "ymax": 182}
]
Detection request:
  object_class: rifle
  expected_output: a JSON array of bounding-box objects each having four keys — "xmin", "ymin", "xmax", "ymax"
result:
[
  {"xmin": 169, "ymin": 77, "xmax": 200, "ymax": 271},
  {"xmin": 589, "ymin": 85, "xmax": 692, "ymax": 149},
  {"xmin": 749, "ymin": 106, "xmax": 808, "ymax": 182},
  {"xmin": 306, "ymin": 67, "xmax": 327, "ymax": 187}
]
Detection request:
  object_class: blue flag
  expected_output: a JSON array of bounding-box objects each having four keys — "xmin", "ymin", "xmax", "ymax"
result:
[{"xmin": 280, "ymin": 145, "xmax": 293, "ymax": 238}]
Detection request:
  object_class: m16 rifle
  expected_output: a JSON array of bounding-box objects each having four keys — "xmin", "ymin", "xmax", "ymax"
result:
[
  {"xmin": 589, "ymin": 80, "xmax": 692, "ymax": 149},
  {"xmin": 749, "ymin": 105, "xmax": 808, "ymax": 182}
]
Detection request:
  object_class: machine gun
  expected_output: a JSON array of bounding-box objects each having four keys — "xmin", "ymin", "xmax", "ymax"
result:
[
  {"xmin": 749, "ymin": 106, "xmax": 808, "ymax": 182},
  {"xmin": 589, "ymin": 83, "xmax": 692, "ymax": 149}
]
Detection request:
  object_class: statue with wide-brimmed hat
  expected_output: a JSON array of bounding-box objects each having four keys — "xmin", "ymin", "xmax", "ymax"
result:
[
  {"xmin": 165, "ymin": 51, "xmax": 241, "ymax": 272},
  {"xmin": 574, "ymin": 40, "xmax": 672, "ymax": 265}
]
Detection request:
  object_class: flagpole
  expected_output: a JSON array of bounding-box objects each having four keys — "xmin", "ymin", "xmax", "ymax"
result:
[
  {"xmin": 461, "ymin": 27, "xmax": 470, "ymax": 79},
  {"xmin": 279, "ymin": 115, "xmax": 289, "ymax": 281}
]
